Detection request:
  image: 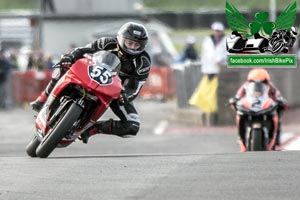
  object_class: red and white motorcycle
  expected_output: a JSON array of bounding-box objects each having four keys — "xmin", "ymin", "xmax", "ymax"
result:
[
  {"xmin": 229, "ymin": 81, "xmax": 279, "ymax": 151},
  {"xmin": 26, "ymin": 51, "xmax": 122, "ymax": 158}
]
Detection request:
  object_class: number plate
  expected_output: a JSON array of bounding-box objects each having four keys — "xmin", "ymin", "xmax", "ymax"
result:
[{"xmin": 88, "ymin": 64, "xmax": 112, "ymax": 85}]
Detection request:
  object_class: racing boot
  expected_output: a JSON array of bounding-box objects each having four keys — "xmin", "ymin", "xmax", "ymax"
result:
[
  {"xmin": 30, "ymin": 79, "xmax": 57, "ymax": 112},
  {"xmin": 30, "ymin": 91, "xmax": 48, "ymax": 112},
  {"xmin": 79, "ymin": 119, "xmax": 113, "ymax": 144},
  {"xmin": 79, "ymin": 119, "xmax": 139, "ymax": 143},
  {"xmin": 238, "ymin": 139, "xmax": 247, "ymax": 152}
]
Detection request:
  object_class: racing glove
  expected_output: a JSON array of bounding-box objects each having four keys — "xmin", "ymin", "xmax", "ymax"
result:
[
  {"xmin": 60, "ymin": 54, "xmax": 74, "ymax": 68},
  {"xmin": 118, "ymin": 91, "xmax": 129, "ymax": 106},
  {"xmin": 276, "ymin": 97, "xmax": 288, "ymax": 110},
  {"xmin": 228, "ymin": 97, "xmax": 239, "ymax": 111}
]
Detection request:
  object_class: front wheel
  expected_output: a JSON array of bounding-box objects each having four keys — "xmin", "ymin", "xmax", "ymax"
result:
[
  {"xmin": 25, "ymin": 134, "xmax": 41, "ymax": 157},
  {"xmin": 36, "ymin": 103, "xmax": 82, "ymax": 158},
  {"xmin": 251, "ymin": 129, "xmax": 264, "ymax": 151}
]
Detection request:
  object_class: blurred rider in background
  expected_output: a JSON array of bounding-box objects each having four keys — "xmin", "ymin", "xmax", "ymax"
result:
[
  {"xmin": 229, "ymin": 68, "xmax": 288, "ymax": 151},
  {"xmin": 30, "ymin": 22, "xmax": 151, "ymax": 142}
]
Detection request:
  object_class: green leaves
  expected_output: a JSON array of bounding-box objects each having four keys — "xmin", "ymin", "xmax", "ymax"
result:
[
  {"xmin": 225, "ymin": 1, "xmax": 296, "ymax": 38},
  {"xmin": 263, "ymin": 22, "xmax": 276, "ymax": 35},
  {"xmin": 249, "ymin": 22, "xmax": 260, "ymax": 36},
  {"xmin": 225, "ymin": 1, "xmax": 249, "ymax": 36},
  {"xmin": 248, "ymin": 12, "xmax": 275, "ymax": 36},
  {"xmin": 275, "ymin": 1, "xmax": 297, "ymax": 30}
]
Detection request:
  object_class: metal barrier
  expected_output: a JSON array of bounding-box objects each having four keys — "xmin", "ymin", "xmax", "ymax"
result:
[
  {"xmin": 139, "ymin": 66, "xmax": 176, "ymax": 100},
  {"xmin": 173, "ymin": 61, "xmax": 202, "ymax": 108},
  {"xmin": 11, "ymin": 67, "xmax": 177, "ymax": 104},
  {"xmin": 11, "ymin": 70, "xmax": 52, "ymax": 104}
]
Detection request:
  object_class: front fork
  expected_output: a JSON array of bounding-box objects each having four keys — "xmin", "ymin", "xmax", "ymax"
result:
[
  {"xmin": 267, "ymin": 114, "xmax": 279, "ymax": 150},
  {"xmin": 236, "ymin": 113, "xmax": 279, "ymax": 151}
]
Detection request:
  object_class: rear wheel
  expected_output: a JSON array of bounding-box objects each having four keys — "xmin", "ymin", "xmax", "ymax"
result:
[
  {"xmin": 25, "ymin": 134, "xmax": 40, "ymax": 157},
  {"xmin": 36, "ymin": 103, "xmax": 82, "ymax": 158},
  {"xmin": 251, "ymin": 129, "xmax": 263, "ymax": 151}
]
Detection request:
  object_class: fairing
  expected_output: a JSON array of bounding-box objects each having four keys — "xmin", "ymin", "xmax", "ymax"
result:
[{"xmin": 35, "ymin": 52, "xmax": 122, "ymax": 146}]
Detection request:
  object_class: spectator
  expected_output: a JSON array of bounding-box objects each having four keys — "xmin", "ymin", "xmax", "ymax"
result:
[
  {"xmin": 189, "ymin": 22, "xmax": 227, "ymax": 126},
  {"xmin": 41, "ymin": 0, "xmax": 56, "ymax": 13},
  {"xmin": 9, "ymin": 51, "xmax": 19, "ymax": 70},
  {"xmin": 0, "ymin": 49, "xmax": 12, "ymax": 109},
  {"xmin": 27, "ymin": 53, "xmax": 35, "ymax": 70},
  {"xmin": 46, "ymin": 55, "xmax": 55, "ymax": 71},
  {"xmin": 177, "ymin": 36, "xmax": 199, "ymax": 63},
  {"xmin": 36, "ymin": 52, "xmax": 46, "ymax": 71}
]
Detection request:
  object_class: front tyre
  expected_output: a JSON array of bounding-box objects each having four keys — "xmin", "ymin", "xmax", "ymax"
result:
[
  {"xmin": 26, "ymin": 134, "xmax": 41, "ymax": 157},
  {"xmin": 251, "ymin": 129, "xmax": 263, "ymax": 151},
  {"xmin": 36, "ymin": 103, "xmax": 82, "ymax": 158}
]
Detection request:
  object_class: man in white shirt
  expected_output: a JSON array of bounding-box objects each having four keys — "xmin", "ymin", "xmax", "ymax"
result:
[
  {"xmin": 201, "ymin": 22, "xmax": 227, "ymax": 77},
  {"xmin": 189, "ymin": 22, "xmax": 227, "ymax": 126}
]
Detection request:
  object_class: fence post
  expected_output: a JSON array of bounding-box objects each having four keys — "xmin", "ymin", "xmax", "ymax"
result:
[{"xmin": 173, "ymin": 61, "xmax": 201, "ymax": 108}]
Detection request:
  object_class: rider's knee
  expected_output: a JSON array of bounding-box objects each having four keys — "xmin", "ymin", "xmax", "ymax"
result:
[{"xmin": 125, "ymin": 121, "xmax": 140, "ymax": 136}]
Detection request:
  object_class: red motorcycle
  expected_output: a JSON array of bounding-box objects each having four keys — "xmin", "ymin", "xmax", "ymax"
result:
[
  {"xmin": 229, "ymin": 81, "xmax": 279, "ymax": 151},
  {"xmin": 26, "ymin": 51, "xmax": 122, "ymax": 158}
]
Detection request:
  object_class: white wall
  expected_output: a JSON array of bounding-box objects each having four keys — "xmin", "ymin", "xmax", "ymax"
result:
[
  {"xmin": 52, "ymin": 0, "xmax": 142, "ymax": 14},
  {"xmin": 42, "ymin": 19, "xmax": 104, "ymax": 57},
  {"xmin": 42, "ymin": 18, "xmax": 178, "ymax": 64}
]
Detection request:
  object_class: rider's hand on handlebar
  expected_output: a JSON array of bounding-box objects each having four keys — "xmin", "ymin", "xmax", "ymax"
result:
[
  {"xmin": 118, "ymin": 91, "xmax": 129, "ymax": 106},
  {"xmin": 276, "ymin": 97, "xmax": 288, "ymax": 110},
  {"xmin": 228, "ymin": 97, "xmax": 238, "ymax": 111},
  {"xmin": 60, "ymin": 55, "xmax": 74, "ymax": 68}
]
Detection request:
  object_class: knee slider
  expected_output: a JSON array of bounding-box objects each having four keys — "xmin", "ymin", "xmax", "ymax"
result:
[{"xmin": 126, "ymin": 121, "xmax": 140, "ymax": 136}]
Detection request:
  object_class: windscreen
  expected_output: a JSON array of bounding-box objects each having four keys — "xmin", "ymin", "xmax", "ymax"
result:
[
  {"xmin": 92, "ymin": 51, "xmax": 121, "ymax": 74},
  {"xmin": 246, "ymin": 81, "xmax": 269, "ymax": 98}
]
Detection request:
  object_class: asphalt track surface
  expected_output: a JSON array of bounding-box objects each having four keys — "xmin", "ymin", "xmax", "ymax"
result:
[{"xmin": 1, "ymin": 101, "xmax": 300, "ymax": 200}]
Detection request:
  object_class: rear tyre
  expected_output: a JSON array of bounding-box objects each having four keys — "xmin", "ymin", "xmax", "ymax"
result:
[
  {"xmin": 251, "ymin": 129, "xmax": 263, "ymax": 151},
  {"xmin": 25, "ymin": 134, "xmax": 40, "ymax": 157},
  {"xmin": 36, "ymin": 103, "xmax": 82, "ymax": 158}
]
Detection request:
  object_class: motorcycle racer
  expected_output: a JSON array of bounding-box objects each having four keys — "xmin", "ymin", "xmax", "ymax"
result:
[
  {"xmin": 30, "ymin": 21, "xmax": 151, "ymax": 142},
  {"xmin": 229, "ymin": 68, "xmax": 288, "ymax": 151}
]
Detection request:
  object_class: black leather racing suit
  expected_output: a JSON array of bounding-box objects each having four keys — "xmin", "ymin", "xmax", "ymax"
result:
[{"xmin": 66, "ymin": 37, "xmax": 151, "ymax": 137}]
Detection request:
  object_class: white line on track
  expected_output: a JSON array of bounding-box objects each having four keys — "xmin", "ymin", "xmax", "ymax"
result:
[
  {"xmin": 279, "ymin": 132, "xmax": 300, "ymax": 151},
  {"xmin": 153, "ymin": 120, "xmax": 169, "ymax": 135}
]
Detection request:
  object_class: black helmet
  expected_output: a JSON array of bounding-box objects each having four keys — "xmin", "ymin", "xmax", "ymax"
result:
[{"xmin": 117, "ymin": 22, "xmax": 148, "ymax": 56}]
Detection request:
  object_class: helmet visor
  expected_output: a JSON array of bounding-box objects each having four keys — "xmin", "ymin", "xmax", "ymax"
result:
[{"xmin": 117, "ymin": 36, "xmax": 147, "ymax": 55}]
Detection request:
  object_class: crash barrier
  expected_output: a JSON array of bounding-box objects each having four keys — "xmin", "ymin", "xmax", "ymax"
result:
[
  {"xmin": 173, "ymin": 61, "xmax": 202, "ymax": 108},
  {"xmin": 11, "ymin": 70, "xmax": 52, "ymax": 104},
  {"xmin": 139, "ymin": 66, "xmax": 176, "ymax": 100},
  {"xmin": 11, "ymin": 67, "xmax": 176, "ymax": 104}
]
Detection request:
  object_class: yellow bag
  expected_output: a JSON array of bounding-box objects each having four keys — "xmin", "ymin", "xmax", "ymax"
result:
[{"xmin": 188, "ymin": 75, "xmax": 218, "ymax": 113}]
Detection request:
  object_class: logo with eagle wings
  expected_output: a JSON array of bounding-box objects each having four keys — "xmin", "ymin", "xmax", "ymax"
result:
[{"xmin": 225, "ymin": 1, "xmax": 298, "ymax": 54}]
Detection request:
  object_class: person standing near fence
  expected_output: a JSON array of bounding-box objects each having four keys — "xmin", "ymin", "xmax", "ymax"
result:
[
  {"xmin": 177, "ymin": 36, "xmax": 199, "ymax": 63},
  {"xmin": 189, "ymin": 22, "xmax": 227, "ymax": 126},
  {"xmin": 41, "ymin": 0, "xmax": 56, "ymax": 13},
  {"xmin": 0, "ymin": 49, "xmax": 12, "ymax": 109}
]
